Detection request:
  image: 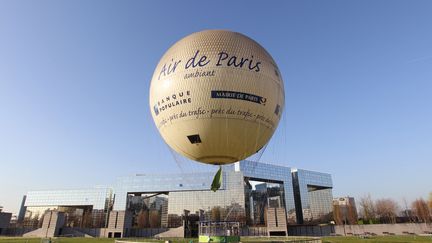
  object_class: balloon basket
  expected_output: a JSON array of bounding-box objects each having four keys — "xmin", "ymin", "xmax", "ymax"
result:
[{"xmin": 198, "ymin": 221, "xmax": 240, "ymax": 243}]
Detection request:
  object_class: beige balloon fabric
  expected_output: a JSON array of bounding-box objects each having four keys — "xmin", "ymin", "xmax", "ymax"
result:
[{"xmin": 150, "ymin": 30, "xmax": 284, "ymax": 165}]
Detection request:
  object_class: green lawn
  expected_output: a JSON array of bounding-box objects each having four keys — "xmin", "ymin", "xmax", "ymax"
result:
[
  {"xmin": 1, "ymin": 236, "xmax": 432, "ymax": 243},
  {"xmin": 322, "ymin": 236, "xmax": 432, "ymax": 243}
]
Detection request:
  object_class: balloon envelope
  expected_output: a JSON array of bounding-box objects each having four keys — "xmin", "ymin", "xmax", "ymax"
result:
[{"xmin": 150, "ymin": 30, "xmax": 284, "ymax": 165}]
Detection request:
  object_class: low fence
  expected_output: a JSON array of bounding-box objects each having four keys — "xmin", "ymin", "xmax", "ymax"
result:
[
  {"xmin": 1, "ymin": 227, "xmax": 34, "ymax": 236},
  {"xmin": 129, "ymin": 228, "xmax": 169, "ymax": 237},
  {"xmin": 288, "ymin": 225, "xmax": 334, "ymax": 237},
  {"xmin": 240, "ymin": 227, "xmax": 268, "ymax": 236}
]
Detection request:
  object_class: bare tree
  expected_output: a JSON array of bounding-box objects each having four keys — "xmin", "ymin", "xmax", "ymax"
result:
[
  {"xmin": 359, "ymin": 194, "xmax": 376, "ymax": 223},
  {"xmin": 347, "ymin": 203, "xmax": 358, "ymax": 224},
  {"xmin": 333, "ymin": 202, "xmax": 357, "ymax": 225},
  {"xmin": 375, "ymin": 198, "xmax": 399, "ymax": 224},
  {"xmin": 412, "ymin": 198, "xmax": 431, "ymax": 223},
  {"xmin": 82, "ymin": 211, "xmax": 93, "ymax": 228},
  {"xmin": 211, "ymin": 206, "xmax": 221, "ymax": 221},
  {"xmin": 137, "ymin": 210, "xmax": 149, "ymax": 228},
  {"xmin": 429, "ymin": 192, "xmax": 432, "ymax": 210},
  {"xmin": 149, "ymin": 210, "xmax": 161, "ymax": 228},
  {"xmin": 333, "ymin": 204, "xmax": 343, "ymax": 225},
  {"xmin": 402, "ymin": 198, "xmax": 414, "ymax": 223}
]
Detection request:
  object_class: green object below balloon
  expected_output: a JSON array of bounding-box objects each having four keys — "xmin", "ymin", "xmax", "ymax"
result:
[{"xmin": 211, "ymin": 166, "xmax": 222, "ymax": 192}]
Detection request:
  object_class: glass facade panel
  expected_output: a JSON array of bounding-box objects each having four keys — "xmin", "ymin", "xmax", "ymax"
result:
[
  {"xmin": 116, "ymin": 171, "xmax": 245, "ymax": 228},
  {"xmin": 292, "ymin": 169, "xmax": 333, "ymax": 224},
  {"xmin": 25, "ymin": 188, "xmax": 112, "ymax": 210},
  {"xmin": 127, "ymin": 193, "xmax": 168, "ymax": 228},
  {"xmin": 22, "ymin": 188, "xmax": 112, "ymax": 229},
  {"xmin": 244, "ymin": 180, "xmax": 285, "ymax": 226},
  {"xmin": 232, "ymin": 160, "xmax": 296, "ymax": 224},
  {"xmin": 114, "ymin": 172, "xmax": 217, "ymax": 211},
  {"xmin": 308, "ymin": 188, "xmax": 333, "ymax": 223}
]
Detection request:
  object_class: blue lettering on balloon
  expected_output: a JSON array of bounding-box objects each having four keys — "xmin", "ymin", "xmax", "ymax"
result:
[
  {"xmin": 157, "ymin": 50, "xmax": 262, "ymax": 80},
  {"xmin": 217, "ymin": 51, "xmax": 229, "ymax": 66},
  {"xmin": 158, "ymin": 58, "xmax": 181, "ymax": 80},
  {"xmin": 185, "ymin": 50, "xmax": 210, "ymax": 69}
]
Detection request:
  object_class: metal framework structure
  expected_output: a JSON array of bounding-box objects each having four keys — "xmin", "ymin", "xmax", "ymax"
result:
[{"xmin": 199, "ymin": 221, "xmax": 240, "ymax": 243}]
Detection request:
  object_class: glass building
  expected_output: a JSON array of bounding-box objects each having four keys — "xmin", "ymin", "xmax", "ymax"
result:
[
  {"xmin": 21, "ymin": 188, "xmax": 113, "ymax": 229},
  {"xmin": 112, "ymin": 160, "xmax": 332, "ymax": 236},
  {"xmin": 114, "ymin": 170, "xmax": 246, "ymax": 231},
  {"xmin": 20, "ymin": 160, "xmax": 333, "ymax": 237},
  {"xmin": 291, "ymin": 169, "xmax": 333, "ymax": 224},
  {"xmin": 231, "ymin": 161, "xmax": 297, "ymax": 225}
]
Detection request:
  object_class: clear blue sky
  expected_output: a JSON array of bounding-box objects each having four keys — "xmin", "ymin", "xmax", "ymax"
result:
[{"xmin": 1, "ymin": 1, "xmax": 431, "ymax": 214}]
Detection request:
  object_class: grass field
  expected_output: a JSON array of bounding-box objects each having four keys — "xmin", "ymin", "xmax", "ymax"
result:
[
  {"xmin": 1, "ymin": 236, "xmax": 432, "ymax": 243},
  {"xmin": 321, "ymin": 235, "xmax": 432, "ymax": 243}
]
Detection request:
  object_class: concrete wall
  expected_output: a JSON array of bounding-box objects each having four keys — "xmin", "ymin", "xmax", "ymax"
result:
[
  {"xmin": 288, "ymin": 223, "xmax": 432, "ymax": 236},
  {"xmin": 23, "ymin": 211, "xmax": 65, "ymax": 238},
  {"xmin": 129, "ymin": 228, "xmax": 168, "ymax": 237},
  {"xmin": 61, "ymin": 227, "xmax": 169, "ymax": 238},
  {"xmin": 154, "ymin": 226, "xmax": 184, "ymax": 238},
  {"xmin": 267, "ymin": 207, "xmax": 288, "ymax": 236},
  {"xmin": 70, "ymin": 227, "xmax": 104, "ymax": 237},
  {"xmin": 334, "ymin": 223, "xmax": 432, "ymax": 236},
  {"xmin": 104, "ymin": 210, "xmax": 133, "ymax": 238},
  {"xmin": 23, "ymin": 228, "xmax": 46, "ymax": 237},
  {"xmin": 42, "ymin": 211, "xmax": 65, "ymax": 237}
]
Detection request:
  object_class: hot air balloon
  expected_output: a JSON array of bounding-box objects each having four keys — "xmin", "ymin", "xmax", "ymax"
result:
[{"xmin": 149, "ymin": 30, "xmax": 284, "ymax": 190}]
